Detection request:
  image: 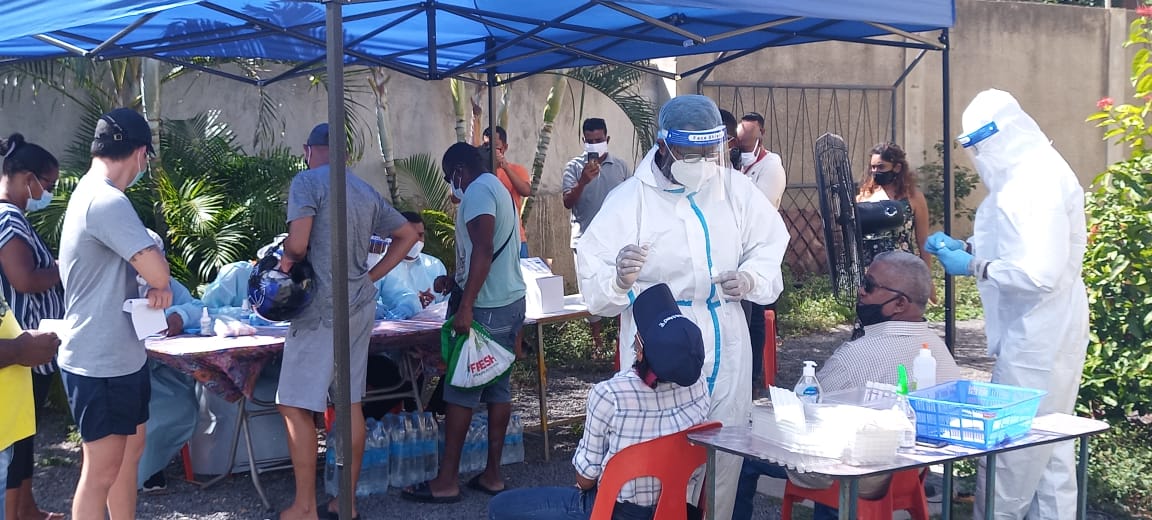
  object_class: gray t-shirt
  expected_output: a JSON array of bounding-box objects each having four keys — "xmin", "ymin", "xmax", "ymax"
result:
[
  {"xmin": 286, "ymin": 164, "xmax": 407, "ymax": 328},
  {"xmin": 58, "ymin": 175, "xmax": 156, "ymax": 378},
  {"xmin": 561, "ymin": 154, "xmax": 631, "ymax": 249}
]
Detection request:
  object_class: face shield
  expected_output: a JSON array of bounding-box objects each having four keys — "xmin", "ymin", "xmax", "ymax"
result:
[
  {"xmin": 956, "ymin": 121, "xmax": 999, "ymax": 157},
  {"xmin": 659, "ymin": 125, "xmax": 729, "ymax": 192}
]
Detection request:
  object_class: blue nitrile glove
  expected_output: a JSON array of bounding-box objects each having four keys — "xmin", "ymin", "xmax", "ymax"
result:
[
  {"xmin": 925, "ymin": 232, "xmax": 966, "ymax": 255},
  {"xmin": 937, "ymin": 248, "xmax": 974, "ymax": 276}
]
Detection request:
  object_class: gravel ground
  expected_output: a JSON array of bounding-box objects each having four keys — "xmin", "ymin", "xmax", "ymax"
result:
[{"xmin": 28, "ymin": 321, "xmax": 992, "ymax": 520}]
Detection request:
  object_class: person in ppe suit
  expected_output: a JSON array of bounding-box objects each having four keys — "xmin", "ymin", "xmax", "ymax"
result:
[
  {"xmin": 374, "ymin": 211, "xmax": 448, "ymax": 320},
  {"xmin": 576, "ymin": 95, "xmax": 789, "ymax": 519},
  {"xmin": 925, "ymin": 88, "xmax": 1089, "ymax": 520}
]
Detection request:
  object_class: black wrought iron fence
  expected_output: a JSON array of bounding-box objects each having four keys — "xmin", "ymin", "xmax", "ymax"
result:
[{"xmin": 700, "ymin": 82, "xmax": 898, "ymax": 276}]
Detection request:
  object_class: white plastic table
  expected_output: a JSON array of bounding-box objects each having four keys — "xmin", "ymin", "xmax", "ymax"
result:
[{"xmin": 687, "ymin": 413, "xmax": 1109, "ymax": 520}]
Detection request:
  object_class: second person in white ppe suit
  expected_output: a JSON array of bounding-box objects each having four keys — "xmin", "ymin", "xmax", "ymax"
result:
[
  {"xmin": 926, "ymin": 88, "xmax": 1089, "ymax": 520},
  {"xmin": 577, "ymin": 95, "xmax": 789, "ymax": 519}
]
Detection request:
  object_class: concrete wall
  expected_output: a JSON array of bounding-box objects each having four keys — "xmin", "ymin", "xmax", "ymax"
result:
[{"xmin": 0, "ymin": 0, "xmax": 1132, "ymax": 280}]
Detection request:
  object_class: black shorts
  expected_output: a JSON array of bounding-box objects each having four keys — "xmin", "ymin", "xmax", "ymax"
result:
[{"xmin": 61, "ymin": 365, "xmax": 150, "ymax": 443}]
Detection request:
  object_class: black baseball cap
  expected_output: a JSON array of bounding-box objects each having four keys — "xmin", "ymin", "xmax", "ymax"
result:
[
  {"xmin": 633, "ymin": 283, "xmax": 705, "ymax": 387},
  {"xmin": 92, "ymin": 108, "xmax": 154, "ymax": 155}
]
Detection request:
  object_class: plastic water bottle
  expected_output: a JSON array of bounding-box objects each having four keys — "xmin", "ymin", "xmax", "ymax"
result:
[
  {"xmin": 793, "ymin": 360, "xmax": 822, "ymax": 404},
  {"xmin": 912, "ymin": 343, "xmax": 937, "ymax": 391},
  {"xmin": 406, "ymin": 413, "xmax": 423, "ymax": 485},
  {"xmin": 324, "ymin": 427, "xmax": 342, "ymax": 496},
  {"xmin": 510, "ymin": 413, "xmax": 524, "ymax": 464},
  {"xmin": 199, "ymin": 308, "xmax": 213, "ymax": 336},
  {"xmin": 387, "ymin": 414, "xmax": 406, "ymax": 487},
  {"xmin": 421, "ymin": 412, "xmax": 438, "ymax": 481},
  {"xmin": 373, "ymin": 420, "xmax": 390, "ymax": 492}
]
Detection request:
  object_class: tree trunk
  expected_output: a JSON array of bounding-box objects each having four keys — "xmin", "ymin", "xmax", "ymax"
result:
[
  {"xmin": 521, "ymin": 73, "xmax": 567, "ymax": 224},
  {"xmin": 139, "ymin": 58, "xmax": 167, "ymax": 238},
  {"xmin": 451, "ymin": 78, "xmax": 469, "ymax": 143},
  {"xmin": 369, "ymin": 68, "xmax": 400, "ymax": 204}
]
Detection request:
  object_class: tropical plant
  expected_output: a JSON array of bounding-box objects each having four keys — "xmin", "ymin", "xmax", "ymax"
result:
[
  {"xmin": 520, "ymin": 73, "xmax": 567, "ymax": 225},
  {"xmin": 368, "ymin": 67, "xmax": 400, "ymax": 204},
  {"xmin": 394, "ymin": 153, "xmax": 452, "ymax": 215},
  {"xmin": 29, "ymin": 112, "xmax": 300, "ymax": 291},
  {"xmin": 918, "ymin": 140, "xmax": 981, "ymax": 226},
  {"xmin": 1080, "ymin": 14, "xmax": 1152, "ymax": 420}
]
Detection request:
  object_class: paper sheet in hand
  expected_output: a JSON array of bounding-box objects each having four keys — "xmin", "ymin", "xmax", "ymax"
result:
[
  {"xmin": 123, "ymin": 298, "xmax": 167, "ymax": 339},
  {"xmin": 37, "ymin": 318, "xmax": 75, "ymax": 343}
]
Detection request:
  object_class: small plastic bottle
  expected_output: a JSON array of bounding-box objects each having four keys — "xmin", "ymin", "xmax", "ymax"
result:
[
  {"xmin": 199, "ymin": 308, "xmax": 213, "ymax": 336},
  {"xmin": 912, "ymin": 343, "xmax": 937, "ymax": 391},
  {"xmin": 896, "ymin": 365, "xmax": 918, "ymax": 449},
  {"xmin": 793, "ymin": 360, "xmax": 822, "ymax": 404}
]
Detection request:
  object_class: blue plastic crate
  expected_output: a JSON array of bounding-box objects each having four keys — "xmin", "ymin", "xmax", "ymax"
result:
[{"xmin": 907, "ymin": 380, "xmax": 1047, "ymax": 449}]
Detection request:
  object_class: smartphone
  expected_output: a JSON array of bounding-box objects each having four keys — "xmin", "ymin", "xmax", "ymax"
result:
[{"xmin": 587, "ymin": 151, "xmax": 600, "ymax": 163}]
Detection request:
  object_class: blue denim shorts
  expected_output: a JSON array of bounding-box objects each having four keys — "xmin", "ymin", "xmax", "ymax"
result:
[{"xmin": 443, "ymin": 297, "xmax": 525, "ymax": 409}]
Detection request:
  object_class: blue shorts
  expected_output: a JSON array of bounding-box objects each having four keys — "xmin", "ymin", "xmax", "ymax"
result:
[
  {"xmin": 62, "ymin": 365, "xmax": 150, "ymax": 443},
  {"xmin": 443, "ymin": 297, "xmax": 525, "ymax": 409}
]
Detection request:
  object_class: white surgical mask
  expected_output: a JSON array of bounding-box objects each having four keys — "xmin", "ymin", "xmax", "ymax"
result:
[
  {"xmin": 739, "ymin": 141, "xmax": 761, "ymax": 169},
  {"xmin": 670, "ymin": 158, "xmax": 720, "ymax": 192},
  {"xmin": 25, "ymin": 184, "xmax": 51, "ymax": 213},
  {"xmin": 451, "ymin": 168, "xmax": 466, "ymax": 199},
  {"xmin": 406, "ymin": 240, "xmax": 424, "ymax": 260},
  {"xmin": 584, "ymin": 142, "xmax": 608, "ymax": 156}
]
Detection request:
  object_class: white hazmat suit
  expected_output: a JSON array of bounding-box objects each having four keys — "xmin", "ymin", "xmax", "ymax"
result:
[
  {"xmin": 934, "ymin": 89, "xmax": 1089, "ymax": 520},
  {"xmin": 577, "ymin": 95, "xmax": 789, "ymax": 519}
]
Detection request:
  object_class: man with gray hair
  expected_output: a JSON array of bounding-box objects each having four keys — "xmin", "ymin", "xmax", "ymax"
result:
[
  {"xmin": 733, "ymin": 250, "xmax": 960, "ymax": 520},
  {"xmin": 577, "ymin": 94, "xmax": 789, "ymax": 518}
]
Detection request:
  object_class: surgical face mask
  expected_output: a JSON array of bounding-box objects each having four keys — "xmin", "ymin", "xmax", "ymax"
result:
[
  {"xmin": 584, "ymin": 141, "xmax": 608, "ymax": 156},
  {"xmin": 406, "ymin": 240, "xmax": 424, "ymax": 259},
  {"xmin": 855, "ymin": 294, "xmax": 901, "ymax": 326},
  {"xmin": 739, "ymin": 140, "xmax": 761, "ymax": 168},
  {"xmin": 130, "ymin": 152, "xmax": 148, "ymax": 188},
  {"xmin": 25, "ymin": 180, "xmax": 52, "ymax": 213}
]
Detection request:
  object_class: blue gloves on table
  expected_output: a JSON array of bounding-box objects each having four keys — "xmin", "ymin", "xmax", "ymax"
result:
[{"xmin": 924, "ymin": 231, "xmax": 966, "ymax": 255}]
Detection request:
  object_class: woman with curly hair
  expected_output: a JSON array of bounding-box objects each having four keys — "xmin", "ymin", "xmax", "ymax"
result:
[{"xmin": 857, "ymin": 142, "xmax": 934, "ymax": 300}]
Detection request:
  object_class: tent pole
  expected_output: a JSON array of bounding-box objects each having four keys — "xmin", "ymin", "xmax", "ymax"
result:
[
  {"xmin": 326, "ymin": 2, "xmax": 354, "ymax": 520},
  {"xmin": 941, "ymin": 28, "xmax": 955, "ymax": 353},
  {"xmin": 487, "ymin": 38, "xmax": 498, "ymax": 173}
]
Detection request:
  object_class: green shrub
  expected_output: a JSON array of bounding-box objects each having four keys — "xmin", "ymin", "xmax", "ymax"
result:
[
  {"xmin": 776, "ymin": 268, "xmax": 855, "ymax": 336},
  {"xmin": 1081, "ymin": 16, "xmax": 1152, "ymax": 419},
  {"xmin": 1084, "ymin": 421, "xmax": 1152, "ymax": 518},
  {"xmin": 924, "ymin": 263, "xmax": 984, "ymax": 322},
  {"xmin": 919, "ymin": 140, "xmax": 981, "ymax": 227}
]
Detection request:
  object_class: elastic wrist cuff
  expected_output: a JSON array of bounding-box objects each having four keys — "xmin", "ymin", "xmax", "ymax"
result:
[
  {"xmin": 970, "ymin": 258, "xmax": 990, "ymax": 280},
  {"xmin": 612, "ymin": 278, "xmax": 632, "ymax": 295}
]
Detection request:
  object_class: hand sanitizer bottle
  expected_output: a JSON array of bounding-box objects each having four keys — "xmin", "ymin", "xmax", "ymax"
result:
[
  {"xmin": 896, "ymin": 365, "xmax": 917, "ymax": 449},
  {"xmin": 199, "ymin": 308, "xmax": 213, "ymax": 336},
  {"xmin": 912, "ymin": 343, "xmax": 937, "ymax": 391},
  {"xmin": 793, "ymin": 361, "xmax": 822, "ymax": 404}
]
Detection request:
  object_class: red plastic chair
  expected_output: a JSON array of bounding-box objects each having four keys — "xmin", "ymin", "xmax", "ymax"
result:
[
  {"xmin": 763, "ymin": 310, "xmax": 778, "ymax": 387},
  {"xmin": 589, "ymin": 421, "xmax": 721, "ymax": 520},
  {"xmin": 781, "ymin": 468, "xmax": 930, "ymax": 520}
]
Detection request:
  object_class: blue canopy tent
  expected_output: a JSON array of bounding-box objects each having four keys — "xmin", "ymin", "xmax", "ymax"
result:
[{"xmin": 0, "ymin": 2, "xmax": 955, "ymax": 517}]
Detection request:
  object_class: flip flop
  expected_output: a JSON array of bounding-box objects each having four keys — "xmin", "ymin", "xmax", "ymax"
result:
[
  {"xmin": 466, "ymin": 474, "xmax": 507, "ymax": 496},
  {"xmin": 401, "ymin": 481, "xmax": 462, "ymax": 504}
]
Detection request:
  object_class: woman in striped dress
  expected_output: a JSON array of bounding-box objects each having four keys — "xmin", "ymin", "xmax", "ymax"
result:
[{"xmin": 0, "ymin": 134, "xmax": 64, "ymax": 520}]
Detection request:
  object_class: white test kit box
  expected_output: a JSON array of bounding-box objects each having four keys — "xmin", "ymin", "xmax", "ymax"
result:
[{"xmin": 520, "ymin": 257, "xmax": 564, "ymax": 315}]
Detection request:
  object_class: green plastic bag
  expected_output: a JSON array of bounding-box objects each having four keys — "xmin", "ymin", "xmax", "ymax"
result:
[{"xmin": 440, "ymin": 318, "xmax": 515, "ymax": 389}]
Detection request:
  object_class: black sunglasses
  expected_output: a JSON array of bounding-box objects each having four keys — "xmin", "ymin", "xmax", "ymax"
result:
[{"xmin": 861, "ymin": 275, "xmax": 909, "ymax": 301}]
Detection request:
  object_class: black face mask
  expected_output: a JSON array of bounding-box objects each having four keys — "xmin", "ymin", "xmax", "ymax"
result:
[
  {"xmin": 729, "ymin": 148, "xmax": 742, "ymax": 169},
  {"xmin": 873, "ymin": 171, "xmax": 895, "ymax": 186},
  {"xmin": 856, "ymin": 294, "xmax": 901, "ymax": 327}
]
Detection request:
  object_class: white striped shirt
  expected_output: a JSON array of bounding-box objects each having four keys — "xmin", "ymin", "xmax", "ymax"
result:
[
  {"xmin": 817, "ymin": 320, "xmax": 962, "ymax": 392},
  {"xmin": 0, "ymin": 203, "xmax": 64, "ymax": 374},
  {"xmin": 572, "ymin": 369, "xmax": 711, "ymax": 507}
]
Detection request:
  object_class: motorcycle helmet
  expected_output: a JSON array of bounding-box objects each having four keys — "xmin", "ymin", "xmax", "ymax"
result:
[{"xmin": 248, "ymin": 244, "xmax": 316, "ymax": 322}]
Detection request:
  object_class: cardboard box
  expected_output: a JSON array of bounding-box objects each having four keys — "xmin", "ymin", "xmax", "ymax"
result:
[{"xmin": 521, "ymin": 257, "xmax": 565, "ymax": 315}]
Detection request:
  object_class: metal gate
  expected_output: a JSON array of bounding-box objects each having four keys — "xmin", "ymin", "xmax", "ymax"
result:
[{"xmin": 699, "ymin": 82, "xmax": 898, "ymax": 276}]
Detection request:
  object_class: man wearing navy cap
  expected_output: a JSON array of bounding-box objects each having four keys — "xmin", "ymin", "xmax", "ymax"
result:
[
  {"xmin": 488, "ymin": 284, "xmax": 710, "ymax": 520},
  {"xmin": 58, "ymin": 107, "xmax": 171, "ymax": 520}
]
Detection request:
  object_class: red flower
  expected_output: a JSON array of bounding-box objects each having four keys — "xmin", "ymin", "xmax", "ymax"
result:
[
  {"xmin": 1138, "ymin": 4, "xmax": 1152, "ymax": 17},
  {"xmin": 1097, "ymin": 97, "xmax": 1114, "ymax": 110}
]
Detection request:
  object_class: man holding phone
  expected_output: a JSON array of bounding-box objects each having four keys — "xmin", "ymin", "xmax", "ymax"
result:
[{"xmin": 562, "ymin": 118, "xmax": 631, "ymax": 355}]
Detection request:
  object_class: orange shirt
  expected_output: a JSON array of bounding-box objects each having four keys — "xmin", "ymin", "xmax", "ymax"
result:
[{"xmin": 494, "ymin": 163, "xmax": 531, "ymax": 242}]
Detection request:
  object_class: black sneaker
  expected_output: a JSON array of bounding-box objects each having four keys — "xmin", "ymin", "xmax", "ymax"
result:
[{"xmin": 142, "ymin": 471, "xmax": 168, "ymax": 494}]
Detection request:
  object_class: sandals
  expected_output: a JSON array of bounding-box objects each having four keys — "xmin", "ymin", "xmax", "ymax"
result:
[
  {"xmin": 466, "ymin": 474, "xmax": 507, "ymax": 496},
  {"xmin": 401, "ymin": 481, "xmax": 462, "ymax": 504}
]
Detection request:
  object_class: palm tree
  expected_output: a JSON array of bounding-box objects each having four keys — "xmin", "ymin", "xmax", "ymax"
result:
[
  {"xmin": 519, "ymin": 73, "xmax": 567, "ymax": 225},
  {"xmin": 368, "ymin": 67, "xmax": 401, "ymax": 204}
]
